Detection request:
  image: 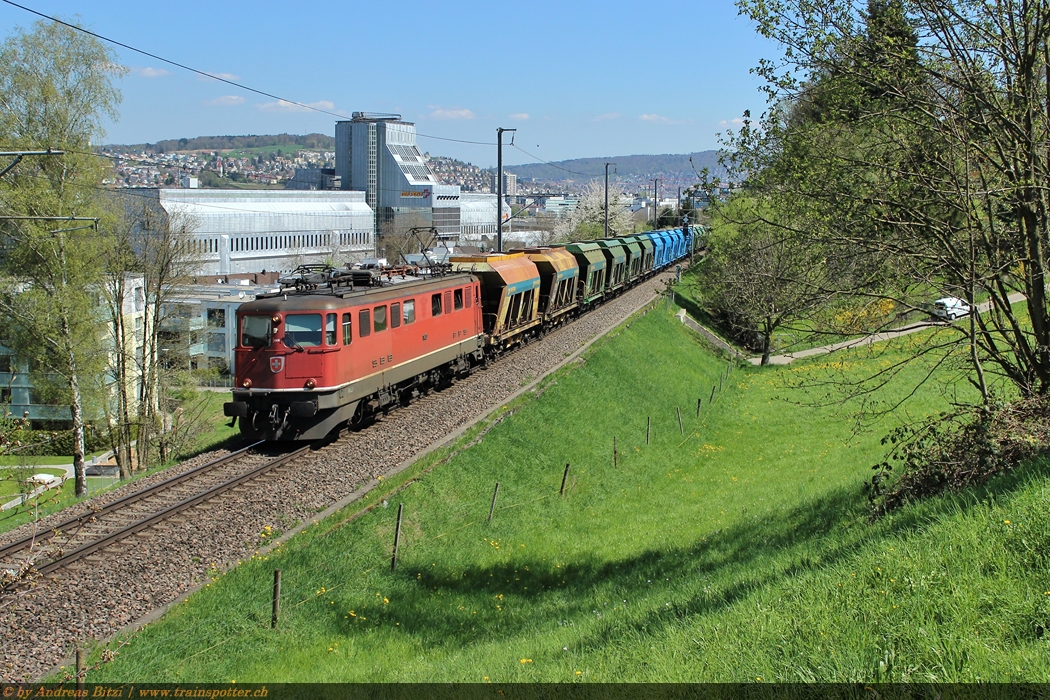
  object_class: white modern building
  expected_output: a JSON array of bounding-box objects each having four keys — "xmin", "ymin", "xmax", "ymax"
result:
[
  {"xmin": 135, "ymin": 189, "xmax": 375, "ymax": 276},
  {"xmin": 159, "ymin": 277, "xmax": 281, "ymax": 375},
  {"xmin": 336, "ymin": 113, "xmax": 501, "ymax": 242}
]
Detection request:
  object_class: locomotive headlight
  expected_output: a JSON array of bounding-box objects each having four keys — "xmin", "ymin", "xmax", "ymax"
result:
[
  {"xmin": 272, "ymin": 314, "xmax": 282, "ymax": 324},
  {"xmin": 241, "ymin": 378, "xmax": 252, "ymax": 388},
  {"xmin": 305, "ymin": 379, "xmax": 316, "ymax": 389}
]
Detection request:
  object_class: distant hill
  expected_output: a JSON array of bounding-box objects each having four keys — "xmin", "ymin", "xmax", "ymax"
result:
[
  {"xmin": 503, "ymin": 151, "xmax": 724, "ymax": 181},
  {"xmin": 104, "ymin": 133, "xmax": 335, "ymax": 154}
]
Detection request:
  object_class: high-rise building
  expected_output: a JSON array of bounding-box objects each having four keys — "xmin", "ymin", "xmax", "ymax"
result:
[
  {"xmin": 336, "ymin": 113, "xmax": 461, "ymax": 239},
  {"xmin": 490, "ymin": 172, "xmax": 517, "ymax": 196},
  {"xmin": 336, "ymin": 113, "xmax": 508, "ymax": 244}
]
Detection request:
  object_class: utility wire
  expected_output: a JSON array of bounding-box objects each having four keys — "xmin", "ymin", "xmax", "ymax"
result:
[
  {"xmin": 508, "ymin": 144, "xmax": 593, "ymax": 178},
  {"xmin": 0, "ymin": 0, "xmax": 495, "ymax": 147},
  {"xmin": 2, "ymin": 1, "xmax": 618, "ymax": 183}
]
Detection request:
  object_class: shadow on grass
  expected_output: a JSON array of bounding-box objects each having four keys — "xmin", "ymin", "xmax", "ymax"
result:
[
  {"xmin": 334, "ymin": 453, "xmax": 1050, "ymax": 651},
  {"xmin": 336, "ymin": 485, "xmax": 867, "ymax": 646}
]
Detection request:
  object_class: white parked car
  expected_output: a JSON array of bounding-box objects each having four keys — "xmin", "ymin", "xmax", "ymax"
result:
[
  {"xmin": 933, "ymin": 297, "xmax": 971, "ymax": 320},
  {"xmin": 27, "ymin": 473, "xmax": 62, "ymax": 489}
]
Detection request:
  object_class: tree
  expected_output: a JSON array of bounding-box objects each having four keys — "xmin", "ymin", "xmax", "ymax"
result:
[
  {"xmin": 0, "ymin": 18, "xmax": 126, "ymax": 496},
  {"xmin": 553, "ymin": 181, "xmax": 633, "ymax": 242},
  {"xmin": 699, "ymin": 196, "xmax": 835, "ymax": 364},
  {"xmin": 130, "ymin": 199, "xmax": 200, "ymax": 471},
  {"xmin": 730, "ymin": 0, "xmax": 1050, "ymax": 401}
]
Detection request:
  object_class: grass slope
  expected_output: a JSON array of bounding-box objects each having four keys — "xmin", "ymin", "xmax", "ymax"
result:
[{"xmin": 84, "ymin": 305, "xmax": 1050, "ymax": 682}]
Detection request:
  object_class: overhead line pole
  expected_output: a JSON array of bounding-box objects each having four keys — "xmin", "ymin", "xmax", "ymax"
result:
[
  {"xmin": 496, "ymin": 127, "xmax": 516, "ymax": 253},
  {"xmin": 604, "ymin": 162, "xmax": 616, "ymax": 239},
  {"xmin": 0, "ymin": 149, "xmax": 65, "ymax": 180}
]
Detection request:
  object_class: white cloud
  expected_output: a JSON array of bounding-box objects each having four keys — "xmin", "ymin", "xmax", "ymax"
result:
[
  {"xmin": 256, "ymin": 99, "xmax": 335, "ymax": 113},
  {"xmin": 133, "ymin": 66, "xmax": 170, "ymax": 78},
  {"xmin": 639, "ymin": 113, "xmax": 685, "ymax": 125},
  {"xmin": 591, "ymin": 112, "xmax": 621, "ymax": 122},
  {"xmin": 719, "ymin": 118, "xmax": 746, "ymax": 126},
  {"xmin": 199, "ymin": 72, "xmax": 241, "ymax": 82},
  {"xmin": 427, "ymin": 107, "xmax": 476, "ymax": 120},
  {"xmin": 205, "ymin": 95, "xmax": 246, "ymax": 107},
  {"xmin": 509, "ymin": 113, "xmax": 529, "ymax": 121}
]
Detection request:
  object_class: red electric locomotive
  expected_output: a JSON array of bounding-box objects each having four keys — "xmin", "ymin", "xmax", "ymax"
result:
[{"xmin": 224, "ymin": 269, "xmax": 484, "ymax": 440}]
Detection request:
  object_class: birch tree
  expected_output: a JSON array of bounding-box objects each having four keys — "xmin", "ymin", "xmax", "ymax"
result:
[{"xmin": 0, "ymin": 18, "xmax": 125, "ymax": 496}]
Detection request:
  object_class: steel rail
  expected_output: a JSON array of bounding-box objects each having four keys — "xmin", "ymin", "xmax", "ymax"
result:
[
  {"xmin": 12, "ymin": 445, "xmax": 312, "ymax": 584},
  {"xmin": 0, "ymin": 441, "xmax": 265, "ymax": 562}
]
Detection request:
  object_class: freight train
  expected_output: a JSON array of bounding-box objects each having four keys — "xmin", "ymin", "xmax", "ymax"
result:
[{"xmin": 223, "ymin": 227, "xmax": 698, "ymax": 441}]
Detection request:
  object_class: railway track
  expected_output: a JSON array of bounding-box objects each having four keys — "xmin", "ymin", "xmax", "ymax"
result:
[
  {"xmin": 0, "ymin": 273, "xmax": 671, "ymax": 683},
  {"xmin": 0, "ymin": 441, "xmax": 310, "ymax": 589}
]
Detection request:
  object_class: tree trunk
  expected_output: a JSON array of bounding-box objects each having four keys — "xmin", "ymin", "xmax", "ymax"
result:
[{"xmin": 61, "ymin": 313, "xmax": 88, "ymax": 497}]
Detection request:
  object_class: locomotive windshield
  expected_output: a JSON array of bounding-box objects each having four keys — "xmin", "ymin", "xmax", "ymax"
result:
[
  {"xmin": 284, "ymin": 313, "xmax": 322, "ymax": 348},
  {"xmin": 240, "ymin": 315, "xmax": 272, "ymax": 348}
]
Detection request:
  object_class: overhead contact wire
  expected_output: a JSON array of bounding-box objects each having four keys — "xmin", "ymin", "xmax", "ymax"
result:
[{"xmin": 0, "ymin": 0, "xmax": 495, "ymax": 147}]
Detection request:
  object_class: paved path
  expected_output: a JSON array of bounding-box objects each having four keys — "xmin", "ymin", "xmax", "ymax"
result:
[
  {"xmin": 676, "ymin": 294, "xmax": 1026, "ymax": 366},
  {"xmin": 0, "ymin": 450, "xmax": 119, "ymax": 511}
]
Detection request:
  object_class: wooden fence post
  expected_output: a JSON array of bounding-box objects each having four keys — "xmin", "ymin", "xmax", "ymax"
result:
[
  {"xmin": 560, "ymin": 463, "xmax": 571, "ymax": 496},
  {"xmin": 613, "ymin": 436, "xmax": 618, "ymax": 469},
  {"xmin": 76, "ymin": 648, "xmax": 85, "ymax": 690},
  {"xmin": 677, "ymin": 407, "xmax": 684, "ymax": 435},
  {"xmin": 488, "ymin": 483, "xmax": 500, "ymax": 524},
  {"xmin": 696, "ymin": 398, "xmax": 702, "ymax": 417},
  {"xmin": 647, "ymin": 417, "xmax": 651, "ymax": 445},
  {"xmin": 271, "ymin": 569, "xmax": 282, "ymax": 628},
  {"xmin": 391, "ymin": 503, "xmax": 404, "ymax": 571}
]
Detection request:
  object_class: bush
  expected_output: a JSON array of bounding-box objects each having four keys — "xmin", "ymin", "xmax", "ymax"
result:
[
  {"xmin": 869, "ymin": 397, "xmax": 1050, "ymax": 516},
  {"xmin": 2, "ymin": 426, "xmax": 109, "ymax": 458}
]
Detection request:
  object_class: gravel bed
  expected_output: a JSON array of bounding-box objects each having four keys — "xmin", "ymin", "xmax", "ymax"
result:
[
  {"xmin": 0, "ymin": 275, "xmax": 668, "ymax": 682},
  {"xmin": 0, "ymin": 449, "xmax": 240, "ymax": 550}
]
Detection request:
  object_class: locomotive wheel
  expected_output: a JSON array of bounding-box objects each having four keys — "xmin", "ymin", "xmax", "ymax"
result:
[{"xmin": 349, "ymin": 400, "xmax": 367, "ymax": 427}]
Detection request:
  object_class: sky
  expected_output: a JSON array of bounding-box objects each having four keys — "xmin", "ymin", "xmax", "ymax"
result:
[{"xmin": 0, "ymin": 0, "xmax": 777, "ymax": 167}]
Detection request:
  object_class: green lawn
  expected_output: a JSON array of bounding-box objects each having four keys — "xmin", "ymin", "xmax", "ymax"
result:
[
  {"xmin": 0, "ymin": 390, "xmax": 242, "ymax": 535},
  {"xmin": 0, "ymin": 466, "xmax": 67, "ymax": 499},
  {"xmin": 78, "ymin": 305, "xmax": 1050, "ymax": 682}
]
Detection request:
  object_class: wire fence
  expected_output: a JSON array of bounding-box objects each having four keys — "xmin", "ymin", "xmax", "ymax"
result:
[{"xmin": 62, "ymin": 335, "xmax": 741, "ymax": 682}]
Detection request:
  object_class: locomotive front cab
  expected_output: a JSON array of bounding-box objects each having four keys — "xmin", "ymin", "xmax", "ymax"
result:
[{"xmin": 224, "ymin": 305, "xmax": 340, "ymax": 440}]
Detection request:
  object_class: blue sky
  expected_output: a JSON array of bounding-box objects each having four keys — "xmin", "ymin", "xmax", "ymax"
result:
[{"xmin": 0, "ymin": 0, "xmax": 775, "ymax": 166}]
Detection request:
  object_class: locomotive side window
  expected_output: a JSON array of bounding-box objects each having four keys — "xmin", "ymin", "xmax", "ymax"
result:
[
  {"xmin": 359, "ymin": 309, "xmax": 371, "ymax": 338},
  {"xmin": 454, "ymin": 288, "xmax": 464, "ymax": 310},
  {"xmin": 240, "ymin": 315, "xmax": 272, "ymax": 349},
  {"xmin": 325, "ymin": 314, "xmax": 337, "ymax": 346},
  {"xmin": 374, "ymin": 305, "xmax": 387, "ymax": 333},
  {"xmin": 391, "ymin": 302, "xmax": 402, "ymax": 329},
  {"xmin": 342, "ymin": 313, "xmax": 352, "ymax": 345},
  {"xmin": 284, "ymin": 314, "xmax": 322, "ymax": 348},
  {"xmin": 431, "ymin": 293, "xmax": 442, "ymax": 317},
  {"xmin": 403, "ymin": 299, "xmax": 416, "ymax": 324}
]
